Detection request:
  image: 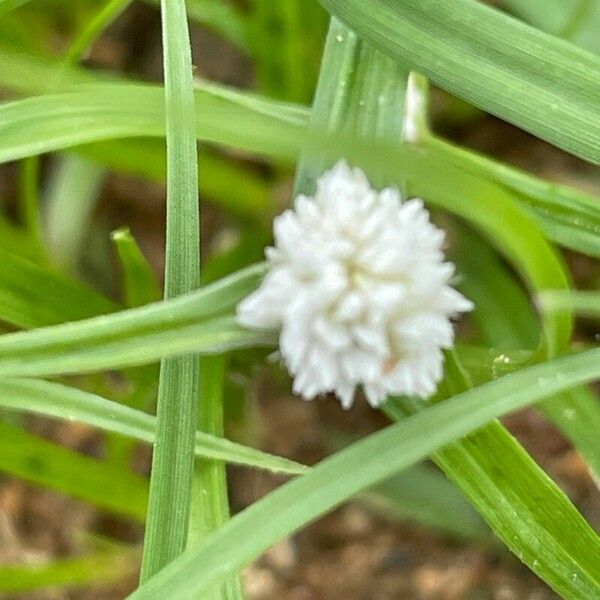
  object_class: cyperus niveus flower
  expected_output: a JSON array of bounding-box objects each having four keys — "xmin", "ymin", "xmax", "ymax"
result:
[{"xmin": 237, "ymin": 161, "xmax": 472, "ymax": 409}]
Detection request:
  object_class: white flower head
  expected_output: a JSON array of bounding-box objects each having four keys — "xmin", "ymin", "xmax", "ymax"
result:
[{"xmin": 237, "ymin": 161, "xmax": 473, "ymax": 409}]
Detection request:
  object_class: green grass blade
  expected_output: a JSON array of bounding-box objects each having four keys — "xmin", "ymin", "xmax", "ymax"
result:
[
  {"xmin": 0, "ymin": 421, "xmax": 148, "ymax": 521},
  {"xmin": 78, "ymin": 141, "xmax": 273, "ymax": 222},
  {"xmin": 189, "ymin": 355, "xmax": 244, "ymax": 599},
  {"xmin": 0, "ymin": 247, "xmax": 117, "ymax": 329},
  {"xmin": 140, "ymin": 0, "xmax": 204, "ymax": 578},
  {"xmin": 0, "ymin": 378, "xmax": 307, "ymax": 475},
  {"xmin": 63, "ymin": 0, "xmax": 132, "ymax": 66},
  {"xmin": 128, "ymin": 347, "xmax": 600, "ymax": 600},
  {"xmin": 317, "ymin": 0, "xmax": 600, "ymax": 163},
  {"xmin": 295, "ymin": 17, "xmax": 408, "ymax": 194},
  {"xmin": 427, "ymin": 136, "xmax": 600, "ymax": 259},
  {"xmin": 0, "ymin": 547, "xmax": 138, "ymax": 594},
  {"xmin": 1, "ymin": 80, "xmax": 597, "ymax": 258},
  {"xmin": 0, "ymin": 265, "xmax": 269, "ymax": 376},
  {"xmin": 0, "ymin": 82, "xmax": 306, "ymax": 164},
  {"xmin": 502, "ymin": 0, "xmax": 600, "ymax": 53},
  {"xmin": 112, "ymin": 227, "xmax": 161, "ymax": 309},
  {"xmin": 456, "ymin": 225, "xmax": 600, "ymax": 480},
  {"xmin": 385, "ymin": 350, "xmax": 600, "ymax": 600},
  {"xmin": 0, "ymin": 211, "xmax": 42, "ymax": 261},
  {"xmin": 110, "ymin": 227, "xmax": 160, "ymax": 463},
  {"xmin": 538, "ymin": 290, "xmax": 600, "ymax": 317},
  {"xmin": 44, "ymin": 155, "xmax": 105, "ymax": 271}
]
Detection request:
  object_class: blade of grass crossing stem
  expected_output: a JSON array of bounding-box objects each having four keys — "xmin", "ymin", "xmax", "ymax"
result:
[
  {"xmin": 140, "ymin": 0, "xmax": 201, "ymax": 581},
  {"xmin": 384, "ymin": 351, "xmax": 600, "ymax": 600},
  {"xmin": 0, "ymin": 378, "xmax": 308, "ymax": 475},
  {"xmin": 317, "ymin": 0, "xmax": 600, "ymax": 164},
  {"xmin": 189, "ymin": 356, "xmax": 243, "ymax": 599},
  {"xmin": 0, "ymin": 421, "xmax": 148, "ymax": 521},
  {"xmin": 127, "ymin": 349, "xmax": 600, "ymax": 600},
  {"xmin": 0, "ymin": 314, "xmax": 274, "ymax": 376},
  {"xmin": 77, "ymin": 141, "xmax": 274, "ymax": 223},
  {"xmin": 0, "ymin": 266, "xmax": 271, "ymax": 378},
  {"xmin": 2, "ymin": 81, "xmax": 599, "ymax": 260}
]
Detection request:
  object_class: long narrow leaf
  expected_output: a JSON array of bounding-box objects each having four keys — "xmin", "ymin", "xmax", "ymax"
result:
[
  {"xmin": 0, "ymin": 421, "xmax": 148, "ymax": 521},
  {"xmin": 1, "ymin": 82, "xmax": 598, "ymax": 259},
  {"xmin": 0, "ymin": 247, "xmax": 117, "ymax": 329},
  {"xmin": 0, "ymin": 265, "xmax": 269, "ymax": 377},
  {"xmin": 0, "ymin": 378, "xmax": 307, "ymax": 475},
  {"xmin": 0, "ymin": 547, "xmax": 138, "ymax": 594},
  {"xmin": 128, "ymin": 348, "xmax": 600, "ymax": 599},
  {"xmin": 317, "ymin": 0, "xmax": 600, "ymax": 163}
]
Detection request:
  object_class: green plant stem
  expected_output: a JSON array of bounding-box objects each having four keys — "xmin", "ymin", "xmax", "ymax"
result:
[
  {"xmin": 537, "ymin": 289, "xmax": 600, "ymax": 316},
  {"xmin": 140, "ymin": 0, "xmax": 201, "ymax": 582},
  {"xmin": 189, "ymin": 356, "xmax": 243, "ymax": 598},
  {"xmin": 64, "ymin": 0, "xmax": 132, "ymax": 67}
]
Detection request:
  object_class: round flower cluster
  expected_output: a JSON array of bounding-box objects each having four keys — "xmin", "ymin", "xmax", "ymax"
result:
[{"xmin": 237, "ymin": 161, "xmax": 472, "ymax": 409}]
